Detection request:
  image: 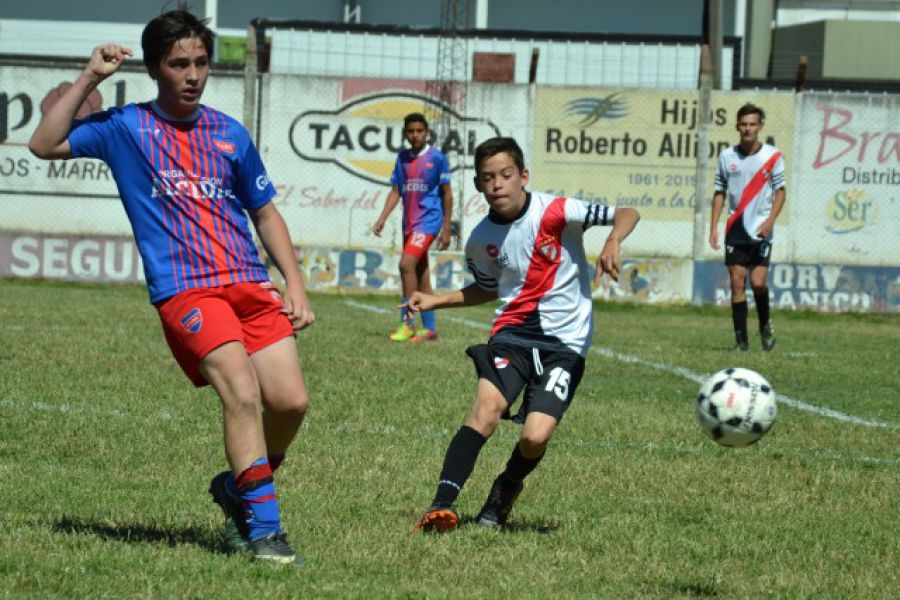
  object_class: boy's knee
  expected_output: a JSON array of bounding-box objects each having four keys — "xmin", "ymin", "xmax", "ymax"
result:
[
  {"xmin": 221, "ymin": 381, "xmax": 261, "ymax": 414},
  {"xmin": 398, "ymin": 255, "xmax": 418, "ymax": 273},
  {"xmin": 520, "ymin": 430, "xmax": 552, "ymax": 452}
]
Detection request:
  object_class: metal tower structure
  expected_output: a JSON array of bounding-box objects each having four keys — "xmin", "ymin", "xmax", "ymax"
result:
[{"xmin": 426, "ymin": 0, "xmax": 470, "ymax": 247}]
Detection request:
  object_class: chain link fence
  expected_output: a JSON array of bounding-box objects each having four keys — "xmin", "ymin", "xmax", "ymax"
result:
[{"xmin": 1, "ymin": 40, "xmax": 897, "ymax": 311}]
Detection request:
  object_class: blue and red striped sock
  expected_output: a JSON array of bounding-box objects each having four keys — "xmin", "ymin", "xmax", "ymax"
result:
[
  {"xmin": 421, "ymin": 309, "xmax": 436, "ymax": 332},
  {"xmin": 233, "ymin": 458, "xmax": 282, "ymax": 541}
]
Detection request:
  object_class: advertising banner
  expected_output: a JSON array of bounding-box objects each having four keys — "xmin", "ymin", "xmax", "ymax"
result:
[
  {"xmin": 0, "ymin": 64, "xmax": 244, "ymax": 235},
  {"xmin": 693, "ymin": 260, "xmax": 900, "ymax": 312},
  {"xmin": 259, "ymin": 76, "xmax": 532, "ymax": 250},
  {"xmin": 531, "ymin": 88, "xmax": 794, "ymax": 257},
  {"xmin": 792, "ymin": 94, "xmax": 900, "ymax": 265}
]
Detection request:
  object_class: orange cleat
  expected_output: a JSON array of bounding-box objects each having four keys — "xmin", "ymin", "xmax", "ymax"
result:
[
  {"xmin": 410, "ymin": 328, "xmax": 438, "ymax": 342},
  {"xmin": 414, "ymin": 506, "xmax": 459, "ymax": 533}
]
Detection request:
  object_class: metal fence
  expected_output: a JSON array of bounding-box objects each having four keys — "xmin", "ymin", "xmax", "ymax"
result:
[{"xmin": 1, "ymin": 48, "xmax": 898, "ymax": 311}]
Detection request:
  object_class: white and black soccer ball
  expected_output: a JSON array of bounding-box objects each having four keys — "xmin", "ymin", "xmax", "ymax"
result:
[{"xmin": 696, "ymin": 367, "xmax": 777, "ymax": 447}]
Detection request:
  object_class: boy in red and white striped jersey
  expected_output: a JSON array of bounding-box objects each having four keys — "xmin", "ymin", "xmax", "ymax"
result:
[
  {"xmin": 710, "ymin": 103, "xmax": 786, "ymax": 352},
  {"xmin": 406, "ymin": 137, "xmax": 640, "ymax": 532}
]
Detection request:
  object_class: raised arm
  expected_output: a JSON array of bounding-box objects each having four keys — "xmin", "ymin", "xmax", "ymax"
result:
[{"xmin": 29, "ymin": 44, "xmax": 132, "ymax": 159}]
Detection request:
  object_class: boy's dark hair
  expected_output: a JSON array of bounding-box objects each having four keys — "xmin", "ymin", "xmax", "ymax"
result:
[
  {"xmin": 474, "ymin": 137, "xmax": 526, "ymax": 176},
  {"xmin": 142, "ymin": 9, "xmax": 215, "ymax": 72},
  {"xmin": 736, "ymin": 103, "xmax": 765, "ymax": 123},
  {"xmin": 403, "ymin": 113, "xmax": 428, "ymax": 129}
]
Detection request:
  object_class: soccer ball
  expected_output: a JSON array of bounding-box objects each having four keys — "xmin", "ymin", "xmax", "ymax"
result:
[{"xmin": 696, "ymin": 367, "xmax": 777, "ymax": 447}]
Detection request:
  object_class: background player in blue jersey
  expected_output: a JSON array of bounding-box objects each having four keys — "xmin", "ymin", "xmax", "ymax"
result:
[
  {"xmin": 372, "ymin": 113, "xmax": 453, "ymax": 342},
  {"xmin": 29, "ymin": 9, "xmax": 311, "ymax": 565}
]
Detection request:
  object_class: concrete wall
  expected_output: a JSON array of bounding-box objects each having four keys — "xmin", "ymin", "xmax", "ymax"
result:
[{"xmin": 824, "ymin": 20, "xmax": 900, "ymax": 79}]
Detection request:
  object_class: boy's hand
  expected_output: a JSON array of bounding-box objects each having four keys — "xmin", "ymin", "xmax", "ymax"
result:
[
  {"xmin": 709, "ymin": 229, "xmax": 720, "ymax": 250},
  {"xmin": 86, "ymin": 44, "xmax": 132, "ymax": 82},
  {"xmin": 400, "ymin": 291, "xmax": 436, "ymax": 313},
  {"xmin": 437, "ymin": 228, "xmax": 452, "ymax": 251},
  {"xmin": 756, "ymin": 219, "xmax": 774, "ymax": 238},
  {"xmin": 371, "ymin": 218, "xmax": 385, "ymax": 237},
  {"xmin": 282, "ymin": 284, "xmax": 315, "ymax": 331},
  {"xmin": 595, "ymin": 237, "xmax": 621, "ymax": 285}
]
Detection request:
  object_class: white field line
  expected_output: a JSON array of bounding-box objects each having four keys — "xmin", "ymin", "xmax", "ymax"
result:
[{"xmin": 342, "ymin": 300, "xmax": 900, "ymax": 431}]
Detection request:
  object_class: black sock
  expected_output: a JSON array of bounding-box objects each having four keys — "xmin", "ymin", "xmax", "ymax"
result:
[
  {"xmin": 754, "ymin": 288, "xmax": 771, "ymax": 329},
  {"xmin": 732, "ymin": 300, "xmax": 748, "ymax": 343},
  {"xmin": 432, "ymin": 425, "xmax": 487, "ymax": 507},
  {"xmin": 503, "ymin": 442, "xmax": 545, "ymax": 483}
]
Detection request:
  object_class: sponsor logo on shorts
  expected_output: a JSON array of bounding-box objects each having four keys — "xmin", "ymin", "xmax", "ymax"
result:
[
  {"xmin": 181, "ymin": 307, "xmax": 203, "ymax": 334},
  {"xmin": 494, "ymin": 357, "xmax": 509, "ymax": 369},
  {"xmin": 213, "ymin": 139, "xmax": 235, "ymax": 153}
]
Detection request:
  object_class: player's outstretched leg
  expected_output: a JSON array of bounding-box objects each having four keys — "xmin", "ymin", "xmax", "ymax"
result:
[
  {"xmin": 414, "ymin": 506, "xmax": 460, "ymax": 533},
  {"xmin": 476, "ymin": 474, "xmax": 523, "ymax": 528},
  {"xmin": 414, "ymin": 424, "xmax": 489, "ymax": 533}
]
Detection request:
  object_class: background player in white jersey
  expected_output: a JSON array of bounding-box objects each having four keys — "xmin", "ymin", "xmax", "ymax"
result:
[
  {"xmin": 710, "ymin": 103, "xmax": 786, "ymax": 351},
  {"xmin": 405, "ymin": 137, "xmax": 639, "ymax": 532}
]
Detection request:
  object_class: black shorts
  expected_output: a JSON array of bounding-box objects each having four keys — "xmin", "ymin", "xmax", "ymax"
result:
[
  {"xmin": 466, "ymin": 343, "xmax": 586, "ymax": 423},
  {"xmin": 725, "ymin": 240, "xmax": 771, "ymax": 268}
]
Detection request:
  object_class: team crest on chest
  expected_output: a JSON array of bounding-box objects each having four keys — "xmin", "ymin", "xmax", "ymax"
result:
[{"xmin": 536, "ymin": 236, "xmax": 560, "ymax": 261}]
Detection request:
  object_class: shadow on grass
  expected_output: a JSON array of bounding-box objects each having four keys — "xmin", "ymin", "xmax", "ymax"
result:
[
  {"xmin": 52, "ymin": 516, "xmax": 226, "ymax": 554},
  {"xmin": 458, "ymin": 515, "xmax": 559, "ymax": 534}
]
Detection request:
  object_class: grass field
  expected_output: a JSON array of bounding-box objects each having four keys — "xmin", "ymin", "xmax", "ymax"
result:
[{"xmin": 1, "ymin": 278, "xmax": 898, "ymax": 599}]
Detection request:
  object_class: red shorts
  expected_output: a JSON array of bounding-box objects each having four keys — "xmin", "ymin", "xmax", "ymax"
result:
[
  {"xmin": 402, "ymin": 231, "xmax": 436, "ymax": 259},
  {"xmin": 155, "ymin": 281, "xmax": 294, "ymax": 387}
]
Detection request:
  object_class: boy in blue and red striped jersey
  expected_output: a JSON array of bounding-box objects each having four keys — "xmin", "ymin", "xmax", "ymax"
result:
[
  {"xmin": 29, "ymin": 10, "xmax": 309, "ymax": 565},
  {"xmin": 372, "ymin": 113, "xmax": 453, "ymax": 342},
  {"xmin": 709, "ymin": 103, "xmax": 786, "ymax": 352}
]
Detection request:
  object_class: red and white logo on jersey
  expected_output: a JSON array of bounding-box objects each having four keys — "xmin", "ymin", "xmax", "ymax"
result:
[
  {"xmin": 729, "ymin": 163, "xmax": 737, "ymax": 172},
  {"xmin": 537, "ymin": 236, "xmax": 559, "ymax": 261},
  {"xmin": 486, "ymin": 243, "xmax": 499, "ymax": 258},
  {"xmin": 213, "ymin": 139, "xmax": 235, "ymax": 153},
  {"xmin": 494, "ymin": 357, "xmax": 510, "ymax": 369}
]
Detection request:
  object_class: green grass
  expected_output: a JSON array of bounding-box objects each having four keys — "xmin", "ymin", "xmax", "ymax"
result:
[{"xmin": 1, "ymin": 279, "xmax": 898, "ymax": 598}]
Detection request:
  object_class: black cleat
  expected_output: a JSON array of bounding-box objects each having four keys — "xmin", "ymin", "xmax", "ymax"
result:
[
  {"xmin": 209, "ymin": 471, "xmax": 250, "ymax": 553},
  {"xmin": 476, "ymin": 475, "xmax": 523, "ymax": 528},
  {"xmin": 249, "ymin": 532, "xmax": 303, "ymax": 566},
  {"xmin": 760, "ymin": 321, "xmax": 776, "ymax": 352},
  {"xmin": 731, "ymin": 331, "xmax": 749, "ymax": 352}
]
